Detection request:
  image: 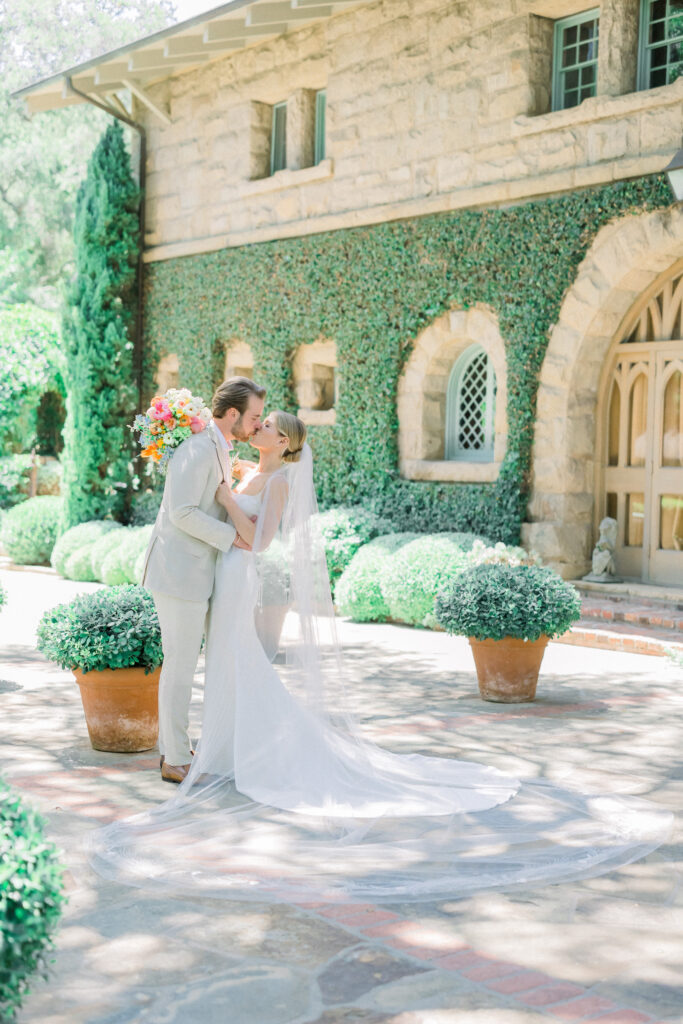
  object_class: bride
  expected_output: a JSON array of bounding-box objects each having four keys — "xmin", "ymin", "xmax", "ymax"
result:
[{"xmin": 89, "ymin": 411, "xmax": 671, "ymax": 903}]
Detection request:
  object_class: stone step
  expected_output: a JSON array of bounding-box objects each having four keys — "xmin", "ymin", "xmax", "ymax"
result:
[
  {"xmin": 556, "ymin": 617, "xmax": 683, "ymax": 658},
  {"xmin": 579, "ymin": 597, "xmax": 683, "ymax": 631}
]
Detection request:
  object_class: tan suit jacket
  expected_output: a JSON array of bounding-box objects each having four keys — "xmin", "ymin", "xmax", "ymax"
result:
[{"xmin": 141, "ymin": 422, "xmax": 236, "ymax": 602}]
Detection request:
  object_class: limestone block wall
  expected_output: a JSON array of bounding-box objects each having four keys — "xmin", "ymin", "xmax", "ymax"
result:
[{"xmin": 139, "ymin": 0, "xmax": 683, "ymax": 261}]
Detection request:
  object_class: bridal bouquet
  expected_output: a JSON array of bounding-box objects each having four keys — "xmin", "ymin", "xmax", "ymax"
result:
[{"xmin": 133, "ymin": 388, "xmax": 211, "ymax": 473}]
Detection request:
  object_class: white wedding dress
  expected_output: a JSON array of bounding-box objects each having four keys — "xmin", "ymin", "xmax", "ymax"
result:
[{"xmin": 88, "ymin": 452, "xmax": 672, "ymax": 903}]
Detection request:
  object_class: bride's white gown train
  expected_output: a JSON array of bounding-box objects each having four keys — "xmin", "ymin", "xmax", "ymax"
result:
[{"xmin": 89, "ymin": 486, "xmax": 672, "ymax": 903}]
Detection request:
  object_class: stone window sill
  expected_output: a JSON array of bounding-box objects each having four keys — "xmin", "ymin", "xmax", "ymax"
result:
[
  {"xmin": 240, "ymin": 159, "xmax": 334, "ymax": 198},
  {"xmin": 298, "ymin": 407, "xmax": 336, "ymax": 426},
  {"xmin": 400, "ymin": 459, "xmax": 501, "ymax": 483},
  {"xmin": 513, "ymin": 77, "xmax": 683, "ymax": 138}
]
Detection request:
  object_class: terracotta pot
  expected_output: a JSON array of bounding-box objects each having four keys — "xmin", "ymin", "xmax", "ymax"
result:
[
  {"xmin": 73, "ymin": 665, "xmax": 161, "ymax": 752},
  {"xmin": 468, "ymin": 636, "xmax": 549, "ymax": 703}
]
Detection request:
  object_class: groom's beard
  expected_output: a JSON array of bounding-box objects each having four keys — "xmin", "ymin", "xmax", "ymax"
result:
[{"xmin": 231, "ymin": 415, "xmax": 252, "ymax": 443}]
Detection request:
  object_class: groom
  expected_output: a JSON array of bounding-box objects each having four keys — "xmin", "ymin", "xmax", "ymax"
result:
[{"xmin": 141, "ymin": 376, "xmax": 266, "ymax": 783}]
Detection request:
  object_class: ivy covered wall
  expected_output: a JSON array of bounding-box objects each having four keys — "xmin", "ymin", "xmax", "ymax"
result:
[{"xmin": 142, "ymin": 175, "xmax": 673, "ymax": 543}]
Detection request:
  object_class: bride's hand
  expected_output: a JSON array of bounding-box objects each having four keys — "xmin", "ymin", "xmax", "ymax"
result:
[{"xmin": 215, "ymin": 481, "xmax": 234, "ymax": 509}]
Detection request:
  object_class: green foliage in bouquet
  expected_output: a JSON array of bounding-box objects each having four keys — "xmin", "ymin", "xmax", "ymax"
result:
[
  {"xmin": 0, "ymin": 777, "xmax": 65, "ymax": 1021},
  {"xmin": 51, "ymin": 520, "xmax": 122, "ymax": 578},
  {"xmin": 314, "ymin": 507, "xmax": 393, "ymax": 585},
  {"xmin": 60, "ymin": 121, "xmax": 140, "ymax": 529},
  {"xmin": 100, "ymin": 526, "xmax": 152, "ymax": 585},
  {"xmin": 36, "ymin": 585, "xmax": 162, "ymax": 673},
  {"xmin": 334, "ymin": 533, "xmax": 418, "ymax": 622},
  {"xmin": 0, "ymin": 496, "xmax": 62, "ymax": 565},
  {"xmin": 380, "ymin": 533, "xmax": 487, "ymax": 628},
  {"xmin": 435, "ymin": 563, "xmax": 581, "ymax": 642}
]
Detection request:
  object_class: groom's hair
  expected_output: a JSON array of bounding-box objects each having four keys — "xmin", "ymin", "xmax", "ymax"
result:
[{"xmin": 212, "ymin": 377, "xmax": 266, "ymax": 418}]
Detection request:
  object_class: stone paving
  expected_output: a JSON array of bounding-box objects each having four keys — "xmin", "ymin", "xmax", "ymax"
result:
[{"xmin": 1, "ymin": 559, "xmax": 683, "ymax": 1024}]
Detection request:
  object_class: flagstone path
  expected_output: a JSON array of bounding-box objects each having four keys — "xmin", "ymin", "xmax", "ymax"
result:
[{"xmin": 1, "ymin": 559, "xmax": 682, "ymax": 1024}]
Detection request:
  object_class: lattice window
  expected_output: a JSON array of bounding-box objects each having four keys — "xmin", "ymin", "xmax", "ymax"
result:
[
  {"xmin": 623, "ymin": 272, "xmax": 683, "ymax": 343},
  {"xmin": 445, "ymin": 345, "xmax": 497, "ymax": 461}
]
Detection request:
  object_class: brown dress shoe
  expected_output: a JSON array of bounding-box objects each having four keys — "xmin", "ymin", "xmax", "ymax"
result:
[
  {"xmin": 161, "ymin": 762, "xmax": 191, "ymax": 784},
  {"xmin": 159, "ymin": 750, "xmax": 195, "ymax": 769}
]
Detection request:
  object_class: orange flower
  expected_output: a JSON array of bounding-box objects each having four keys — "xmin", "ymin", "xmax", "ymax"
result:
[
  {"xmin": 141, "ymin": 444, "xmax": 157, "ymax": 458},
  {"xmin": 179, "ymin": 414, "xmax": 190, "ymax": 427}
]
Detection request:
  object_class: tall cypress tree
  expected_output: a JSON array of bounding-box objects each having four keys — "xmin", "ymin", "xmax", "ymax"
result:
[{"xmin": 61, "ymin": 120, "xmax": 140, "ymax": 527}]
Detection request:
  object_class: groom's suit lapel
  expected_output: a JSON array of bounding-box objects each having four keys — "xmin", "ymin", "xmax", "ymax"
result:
[{"xmin": 207, "ymin": 421, "xmax": 228, "ymax": 481}]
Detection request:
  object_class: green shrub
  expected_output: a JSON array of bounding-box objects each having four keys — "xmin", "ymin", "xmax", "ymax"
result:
[
  {"xmin": 435, "ymin": 563, "xmax": 581, "ymax": 642},
  {"xmin": 315, "ymin": 507, "xmax": 394, "ymax": 585},
  {"xmin": 335, "ymin": 533, "xmax": 418, "ymax": 622},
  {"xmin": 0, "ymin": 496, "xmax": 63, "ymax": 565},
  {"xmin": 0, "ymin": 778, "xmax": 65, "ymax": 1020},
  {"xmin": 380, "ymin": 532, "xmax": 487, "ymax": 628},
  {"xmin": 0, "ymin": 582, "xmax": 6, "ymax": 612},
  {"xmin": 37, "ymin": 584, "xmax": 162, "ymax": 673},
  {"xmin": 51, "ymin": 520, "xmax": 122, "ymax": 578},
  {"xmin": 100, "ymin": 526, "xmax": 152, "ymax": 586},
  {"xmin": 0, "ymin": 456, "xmax": 62, "ymax": 510},
  {"xmin": 90, "ymin": 530, "xmax": 128, "ymax": 581},
  {"xmin": 128, "ymin": 489, "xmax": 162, "ymax": 527}
]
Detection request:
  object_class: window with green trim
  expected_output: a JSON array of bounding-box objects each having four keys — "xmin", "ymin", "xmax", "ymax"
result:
[
  {"xmin": 314, "ymin": 89, "xmax": 326, "ymax": 165},
  {"xmin": 639, "ymin": 0, "xmax": 683, "ymax": 89},
  {"xmin": 445, "ymin": 346, "xmax": 497, "ymax": 462},
  {"xmin": 552, "ymin": 9, "xmax": 600, "ymax": 111},
  {"xmin": 270, "ymin": 101, "xmax": 287, "ymax": 175}
]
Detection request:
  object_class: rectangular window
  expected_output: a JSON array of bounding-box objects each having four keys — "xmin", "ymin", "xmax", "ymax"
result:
[
  {"xmin": 270, "ymin": 101, "xmax": 287, "ymax": 175},
  {"xmin": 552, "ymin": 9, "xmax": 600, "ymax": 111},
  {"xmin": 639, "ymin": 0, "xmax": 683, "ymax": 89},
  {"xmin": 314, "ymin": 89, "xmax": 326, "ymax": 164}
]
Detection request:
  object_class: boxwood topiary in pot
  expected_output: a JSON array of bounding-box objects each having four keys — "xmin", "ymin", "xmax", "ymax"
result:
[
  {"xmin": 435, "ymin": 563, "xmax": 581, "ymax": 703},
  {"xmin": 36, "ymin": 585, "xmax": 163, "ymax": 752},
  {"xmin": 0, "ymin": 777, "xmax": 65, "ymax": 1021}
]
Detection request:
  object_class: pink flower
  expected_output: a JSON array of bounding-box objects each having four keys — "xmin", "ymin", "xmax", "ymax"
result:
[{"xmin": 190, "ymin": 417, "xmax": 205, "ymax": 434}]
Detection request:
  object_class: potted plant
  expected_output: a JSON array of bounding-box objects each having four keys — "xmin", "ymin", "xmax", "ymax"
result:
[
  {"xmin": 37, "ymin": 585, "xmax": 163, "ymax": 751},
  {"xmin": 435, "ymin": 563, "xmax": 581, "ymax": 703}
]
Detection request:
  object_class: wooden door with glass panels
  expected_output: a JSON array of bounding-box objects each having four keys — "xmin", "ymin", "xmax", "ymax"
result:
[{"xmin": 603, "ymin": 271, "xmax": 683, "ymax": 584}]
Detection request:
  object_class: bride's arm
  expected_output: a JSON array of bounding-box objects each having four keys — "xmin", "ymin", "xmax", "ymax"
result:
[{"xmin": 216, "ymin": 476, "xmax": 288, "ymax": 549}]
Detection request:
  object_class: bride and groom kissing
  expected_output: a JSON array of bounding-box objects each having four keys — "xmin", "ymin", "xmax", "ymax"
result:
[
  {"xmin": 141, "ymin": 375, "xmax": 306, "ymax": 783},
  {"xmin": 92, "ymin": 375, "xmax": 670, "ymax": 901}
]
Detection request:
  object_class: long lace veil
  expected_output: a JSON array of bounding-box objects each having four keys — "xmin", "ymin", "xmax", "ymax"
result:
[{"xmin": 87, "ymin": 445, "xmax": 672, "ymax": 904}]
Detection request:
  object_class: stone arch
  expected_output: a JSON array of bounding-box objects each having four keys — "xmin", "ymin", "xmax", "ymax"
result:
[
  {"xmin": 292, "ymin": 338, "xmax": 337, "ymax": 426},
  {"xmin": 524, "ymin": 204, "xmax": 683, "ymax": 578},
  {"xmin": 397, "ymin": 306, "xmax": 508, "ymax": 482},
  {"xmin": 223, "ymin": 339, "xmax": 254, "ymax": 380}
]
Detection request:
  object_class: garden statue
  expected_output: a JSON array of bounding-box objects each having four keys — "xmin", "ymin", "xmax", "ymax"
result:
[{"xmin": 583, "ymin": 517, "xmax": 621, "ymax": 582}]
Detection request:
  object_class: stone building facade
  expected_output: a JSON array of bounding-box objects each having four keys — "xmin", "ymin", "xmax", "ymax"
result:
[{"xmin": 19, "ymin": 0, "xmax": 683, "ymax": 583}]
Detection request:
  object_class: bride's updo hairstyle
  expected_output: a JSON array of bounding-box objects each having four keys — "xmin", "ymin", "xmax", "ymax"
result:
[{"xmin": 272, "ymin": 410, "xmax": 307, "ymax": 463}]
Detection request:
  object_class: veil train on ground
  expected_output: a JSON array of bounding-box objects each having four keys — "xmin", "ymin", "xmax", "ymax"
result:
[{"xmin": 87, "ymin": 445, "xmax": 672, "ymax": 903}]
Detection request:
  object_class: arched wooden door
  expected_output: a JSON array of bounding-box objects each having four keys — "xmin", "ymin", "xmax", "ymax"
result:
[{"xmin": 602, "ymin": 270, "xmax": 683, "ymax": 584}]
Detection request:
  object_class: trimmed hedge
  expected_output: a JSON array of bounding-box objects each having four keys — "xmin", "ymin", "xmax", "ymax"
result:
[
  {"xmin": 0, "ymin": 778, "xmax": 65, "ymax": 1020},
  {"xmin": 51, "ymin": 520, "xmax": 122, "ymax": 578},
  {"xmin": 315, "ymin": 507, "xmax": 394, "ymax": 585},
  {"xmin": 0, "ymin": 496, "xmax": 63, "ymax": 566},
  {"xmin": 334, "ymin": 532, "xmax": 418, "ymax": 622},
  {"xmin": 0, "ymin": 456, "xmax": 61, "ymax": 511},
  {"xmin": 100, "ymin": 526, "xmax": 152, "ymax": 586},
  {"xmin": 380, "ymin": 533, "xmax": 486, "ymax": 628}
]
